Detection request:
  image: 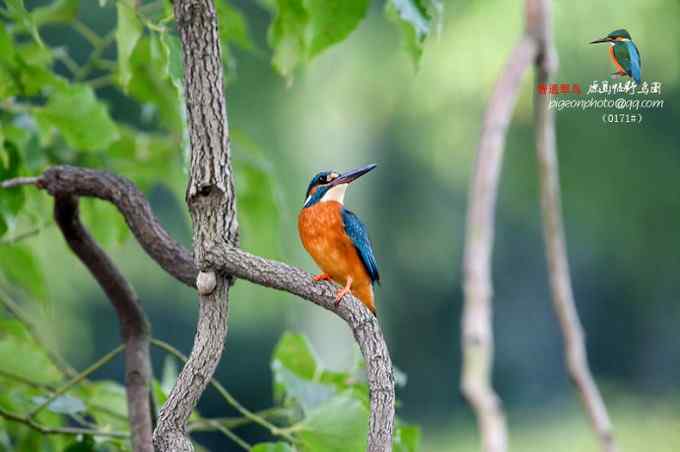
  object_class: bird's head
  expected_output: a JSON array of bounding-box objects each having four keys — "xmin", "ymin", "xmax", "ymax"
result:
[
  {"xmin": 590, "ymin": 29, "xmax": 632, "ymax": 45},
  {"xmin": 302, "ymin": 163, "xmax": 377, "ymax": 208}
]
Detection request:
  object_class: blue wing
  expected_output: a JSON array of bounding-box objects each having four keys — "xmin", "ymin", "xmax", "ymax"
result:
[
  {"xmin": 341, "ymin": 208, "xmax": 380, "ymax": 285},
  {"xmin": 626, "ymin": 41, "xmax": 641, "ymax": 84}
]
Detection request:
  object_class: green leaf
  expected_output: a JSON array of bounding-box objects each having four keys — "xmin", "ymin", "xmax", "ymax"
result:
[
  {"xmin": 4, "ymin": 0, "xmax": 43, "ymax": 47},
  {"xmin": 251, "ymin": 443, "xmax": 295, "ymax": 452},
  {"xmin": 32, "ymin": 0, "xmax": 80, "ymax": 26},
  {"xmin": 272, "ymin": 332, "xmax": 318, "ymax": 381},
  {"xmin": 0, "ymin": 335, "xmax": 61, "ymax": 384},
  {"xmin": 385, "ymin": 0, "xmax": 433, "ymax": 68},
  {"xmin": 0, "ymin": 213, "xmax": 7, "ymax": 238},
  {"xmin": 160, "ymin": 355, "xmax": 178, "ymax": 396},
  {"xmin": 268, "ymin": 0, "xmax": 307, "ymax": 79},
  {"xmin": 267, "ymin": 0, "xmax": 368, "ymax": 78},
  {"xmin": 128, "ymin": 36, "xmax": 183, "ymax": 130},
  {"xmin": 0, "ymin": 140, "xmax": 26, "ymax": 218},
  {"xmin": 33, "ymin": 395, "xmax": 86, "ymax": 415},
  {"xmin": 158, "ymin": 32, "xmax": 183, "ymax": 88},
  {"xmin": 33, "ymin": 84, "xmax": 119, "ymax": 151},
  {"xmin": 233, "ymin": 151, "xmax": 282, "ymax": 257},
  {"xmin": 63, "ymin": 435, "xmax": 96, "ymax": 452},
  {"xmin": 79, "ymin": 198, "xmax": 130, "ymax": 246},
  {"xmin": 0, "ymin": 23, "xmax": 16, "ymax": 65},
  {"xmin": 107, "ymin": 126, "xmax": 184, "ymax": 192},
  {"xmin": 274, "ymin": 365, "xmax": 335, "ymax": 414},
  {"xmin": 116, "ymin": 0, "xmax": 143, "ymax": 91},
  {"xmin": 0, "ymin": 244, "xmax": 47, "ymax": 302},
  {"xmin": 87, "ymin": 381, "xmax": 128, "ymax": 430},
  {"xmin": 298, "ymin": 391, "xmax": 369, "ymax": 452},
  {"xmin": 304, "ymin": 0, "xmax": 369, "ymax": 58},
  {"xmin": 393, "ymin": 422, "xmax": 421, "ymax": 452},
  {"xmin": 215, "ymin": 0, "xmax": 255, "ymax": 52}
]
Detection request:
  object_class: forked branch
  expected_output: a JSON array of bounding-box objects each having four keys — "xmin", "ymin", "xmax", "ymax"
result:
[{"xmin": 462, "ymin": 1, "xmax": 616, "ymax": 452}]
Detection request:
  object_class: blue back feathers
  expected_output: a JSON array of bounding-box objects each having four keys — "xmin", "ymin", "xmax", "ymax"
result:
[
  {"xmin": 341, "ymin": 208, "xmax": 380, "ymax": 285},
  {"xmin": 626, "ymin": 40, "xmax": 641, "ymax": 84}
]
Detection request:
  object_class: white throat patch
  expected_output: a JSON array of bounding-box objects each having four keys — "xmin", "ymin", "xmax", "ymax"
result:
[{"xmin": 321, "ymin": 184, "xmax": 348, "ymax": 204}]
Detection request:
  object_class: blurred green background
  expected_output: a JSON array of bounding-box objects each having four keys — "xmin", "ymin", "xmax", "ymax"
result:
[{"xmin": 2, "ymin": 0, "xmax": 680, "ymax": 450}]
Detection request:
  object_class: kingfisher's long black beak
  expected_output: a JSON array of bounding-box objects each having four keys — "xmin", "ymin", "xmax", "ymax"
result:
[
  {"xmin": 330, "ymin": 163, "xmax": 377, "ymax": 186},
  {"xmin": 590, "ymin": 37, "xmax": 611, "ymax": 44}
]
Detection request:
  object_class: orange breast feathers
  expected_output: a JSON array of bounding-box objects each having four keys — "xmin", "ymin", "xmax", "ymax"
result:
[{"xmin": 298, "ymin": 201, "xmax": 375, "ymax": 313}]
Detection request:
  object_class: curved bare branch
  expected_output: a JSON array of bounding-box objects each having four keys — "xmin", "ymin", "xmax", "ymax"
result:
[
  {"xmin": 461, "ymin": 33, "xmax": 536, "ymax": 452},
  {"xmin": 52, "ymin": 195, "xmax": 153, "ymax": 452}
]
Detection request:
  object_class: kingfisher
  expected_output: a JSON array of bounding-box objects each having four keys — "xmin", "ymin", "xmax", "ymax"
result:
[
  {"xmin": 298, "ymin": 164, "xmax": 380, "ymax": 315},
  {"xmin": 590, "ymin": 29, "xmax": 641, "ymax": 84}
]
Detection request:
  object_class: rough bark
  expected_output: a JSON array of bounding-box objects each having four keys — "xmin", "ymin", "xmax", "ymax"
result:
[
  {"xmin": 531, "ymin": 1, "xmax": 618, "ymax": 451},
  {"xmin": 153, "ymin": 0, "xmax": 238, "ymax": 450},
  {"xmin": 52, "ymin": 195, "xmax": 153, "ymax": 452}
]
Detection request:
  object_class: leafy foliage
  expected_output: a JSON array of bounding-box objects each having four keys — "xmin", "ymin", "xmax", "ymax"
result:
[
  {"xmin": 270, "ymin": 332, "xmax": 420, "ymax": 451},
  {"xmin": 385, "ymin": 0, "xmax": 440, "ymax": 67},
  {"xmin": 0, "ymin": 0, "xmax": 423, "ymax": 450}
]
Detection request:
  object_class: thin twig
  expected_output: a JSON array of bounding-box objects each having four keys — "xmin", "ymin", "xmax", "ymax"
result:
[
  {"xmin": 0, "ymin": 221, "xmax": 52, "ymax": 245},
  {"xmin": 0, "ymin": 176, "xmax": 41, "ymax": 189},
  {"xmin": 205, "ymin": 420, "xmax": 251, "ymax": 451},
  {"xmin": 150, "ymin": 339, "xmax": 295, "ymax": 442},
  {"xmin": 29, "ymin": 345, "xmax": 124, "ymax": 418},
  {"xmin": 531, "ymin": 1, "xmax": 617, "ymax": 451},
  {"xmin": 0, "ymin": 406, "xmax": 129, "ymax": 439},
  {"xmin": 73, "ymin": 20, "xmax": 105, "ymax": 48},
  {"xmin": 187, "ymin": 408, "xmax": 292, "ymax": 432}
]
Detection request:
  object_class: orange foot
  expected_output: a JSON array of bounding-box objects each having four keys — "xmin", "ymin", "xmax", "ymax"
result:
[
  {"xmin": 313, "ymin": 273, "xmax": 331, "ymax": 282},
  {"xmin": 334, "ymin": 276, "xmax": 353, "ymax": 308}
]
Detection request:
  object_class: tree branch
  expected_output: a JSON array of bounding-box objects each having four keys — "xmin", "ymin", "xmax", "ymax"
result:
[
  {"xmin": 17, "ymin": 164, "xmax": 395, "ymax": 450},
  {"xmin": 153, "ymin": 0, "xmax": 239, "ymax": 450},
  {"xmin": 204, "ymin": 246, "xmax": 395, "ymax": 451},
  {"xmin": 461, "ymin": 29, "xmax": 536, "ymax": 452},
  {"xmin": 531, "ymin": 1, "xmax": 617, "ymax": 451},
  {"xmin": 51, "ymin": 195, "xmax": 154, "ymax": 452},
  {"xmin": 0, "ymin": 176, "xmax": 40, "ymax": 188},
  {"xmin": 38, "ymin": 166, "xmax": 197, "ymax": 287}
]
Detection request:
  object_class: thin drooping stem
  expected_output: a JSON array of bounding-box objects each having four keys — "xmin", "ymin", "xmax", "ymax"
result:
[
  {"xmin": 531, "ymin": 1, "xmax": 617, "ymax": 451},
  {"xmin": 29, "ymin": 345, "xmax": 125, "ymax": 418},
  {"xmin": 52, "ymin": 195, "xmax": 154, "ymax": 452},
  {"xmin": 0, "ymin": 407, "xmax": 129, "ymax": 439},
  {"xmin": 153, "ymin": 0, "xmax": 239, "ymax": 450},
  {"xmin": 461, "ymin": 34, "xmax": 537, "ymax": 452}
]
